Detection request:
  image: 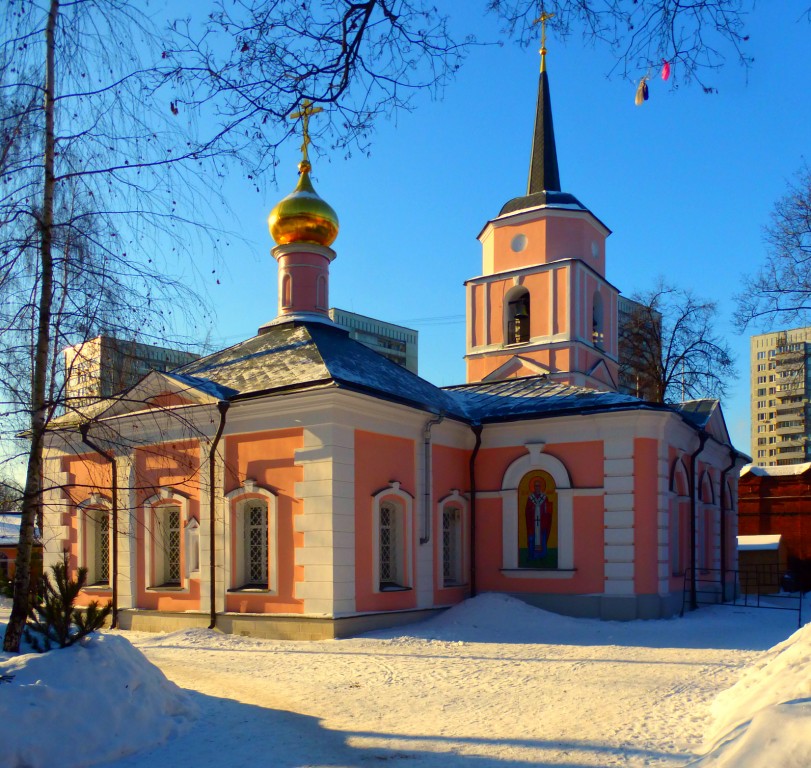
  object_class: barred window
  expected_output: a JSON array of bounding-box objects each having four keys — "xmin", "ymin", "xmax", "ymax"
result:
[
  {"xmin": 154, "ymin": 505, "xmax": 181, "ymax": 586},
  {"xmin": 244, "ymin": 502, "xmax": 268, "ymax": 587},
  {"xmin": 84, "ymin": 508, "xmax": 110, "ymax": 587},
  {"xmin": 442, "ymin": 505, "xmax": 463, "ymax": 587},
  {"xmin": 379, "ymin": 500, "xmax": 405, "ymax": 590},
  {"xmin": 96, "ymin": 511, "xmax": 110, "ymax": 584}
]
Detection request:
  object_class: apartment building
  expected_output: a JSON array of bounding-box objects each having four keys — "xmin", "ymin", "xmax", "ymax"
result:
[
  {"xmin": 328, "ymin": 308, "xmax": 418, "ymax": 373},
  {"xmin": 64, "ymin": 336, "xmax": 200, "ymax": 406},
  {"xmin": 751, "ymin": 327, "xmax": 811, "ymax": 467}
]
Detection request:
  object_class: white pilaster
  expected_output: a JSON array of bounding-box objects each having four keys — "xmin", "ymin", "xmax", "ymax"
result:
[
  {"xmin": 115, "ymin": 456, "xmax": 137, "ymax": 610},
  {"xmin": 603, "ymin": 438, "xmax": 635, "ymax": 595},
  {"xmin": 294, "ymin": 423, "xmax": 356, "ymax": 616},
  {"xmin": 41, "ymin": 451, "xmax": 71, "ymax": 570}
]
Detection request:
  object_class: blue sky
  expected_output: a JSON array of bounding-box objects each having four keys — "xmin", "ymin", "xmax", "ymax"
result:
[{"xmin": 201, "ymin": 2, "xmax": 810, "ymax": 455}]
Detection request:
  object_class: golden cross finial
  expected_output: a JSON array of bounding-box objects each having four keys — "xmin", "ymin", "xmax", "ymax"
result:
[
  {"xmin": 533, "ymin": 10, "xmax": 555, "ymax": 72},
  {"xmin": 289, "ymin": 99, "xmax": 323, "ymax": 168}
]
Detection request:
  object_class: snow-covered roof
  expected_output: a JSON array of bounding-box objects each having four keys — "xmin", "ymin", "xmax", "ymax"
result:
[
  {"xmin": 443, "ymin": 376, "xmax": 645, "ymax": 423},
  {"xmin": 737, "ymin": 534, "xmax": 782, "ymax": 551},
  {"xmin": 741, "ymin": 462, "xmax": 811, "ymax": 477},
  {"xmin": 49, "ymin": 320, "xmax": 743, "ymax": 448}
]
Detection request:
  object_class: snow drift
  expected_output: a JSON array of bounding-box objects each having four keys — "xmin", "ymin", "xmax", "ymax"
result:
[
  {"xmin": 0, "ymin": 632, "xmax": 196, "ymax": 768},
  {"xmin": 696, "ymin": 620, "xmax": 811, "ymax": 767}
]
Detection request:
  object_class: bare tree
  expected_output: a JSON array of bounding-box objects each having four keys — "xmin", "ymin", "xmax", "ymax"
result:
[
  {"xmin": 0, "ymin": 0, "xmax": 471, "ymax": 652},
  {"xmin": 165, "ymin": 0, "xmax": 469, "ymax": 175},
  {"xmin": 0, "ymin": 0, "xmax": 232, "ymax": 651},
  {"xmin": 487, "ymin": 0, "xmax": 756, "ymax": 89},
  {"xmin": 620, "ymin": 281, "xmax": 736, "ymax": 403},
  {"xmin": 0, "ymin": 0, "xmax": 797, "ymax": 652},
  {"xmin": 734, "ymin": 163, "xmax": 811, "ymax": 330}
]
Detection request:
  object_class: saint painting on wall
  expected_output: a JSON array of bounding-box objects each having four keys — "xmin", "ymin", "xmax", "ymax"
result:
[{"xmin": 518, "ymin": 470, "xmax": 558, "ymax": 569}]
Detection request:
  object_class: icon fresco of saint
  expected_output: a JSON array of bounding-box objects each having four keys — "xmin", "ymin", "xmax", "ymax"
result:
[{"xmin": 518, "ymin": 470, "xmax": 558, "ymax": 569}]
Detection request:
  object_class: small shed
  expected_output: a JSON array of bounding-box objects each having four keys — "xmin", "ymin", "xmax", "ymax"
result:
[
  {"xmin": 0, "ymin": 514, "xmax": 42, "ymax": 587},
  {"xmin": 737, "ymin": 534, "xmax": 787, "ymax": 594}
]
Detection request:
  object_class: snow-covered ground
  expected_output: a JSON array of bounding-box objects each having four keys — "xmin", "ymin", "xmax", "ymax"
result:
[{"xmin": 1, "ymin": 593, "xmax": 809, "ymax": 768}]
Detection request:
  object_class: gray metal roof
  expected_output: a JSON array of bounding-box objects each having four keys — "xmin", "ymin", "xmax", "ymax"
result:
[
  {"xmin": 673, "ymin": 399, "xmax": 718, "ymax": 430},
  {"xmin": 170, "ymin": 322, "xmax": 727, "ymax": 433},
  {"xmin": 443, "ymin": 376, "xmax": 651, "ymax": 423},
  {"xmin": 173, "ymin": 320, "xmax": 467, "ymax": 419}
]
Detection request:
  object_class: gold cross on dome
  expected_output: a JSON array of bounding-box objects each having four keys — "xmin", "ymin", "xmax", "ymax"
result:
[
  {"xmin": 533, "ymin": 10, "xmax": 555, "ymax": 72},
  {"xmin": 290, "ymin": 99, "xmax": 323, "ymax": 165}
]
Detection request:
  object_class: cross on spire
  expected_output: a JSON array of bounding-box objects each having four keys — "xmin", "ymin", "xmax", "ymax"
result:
[
  {"xmin": 534, "ymin": 10, "xmax": 555, "ymax": 72},
  {"xmin": 290, "ymin": 99, "xmax": 323, "ymax": 168}
]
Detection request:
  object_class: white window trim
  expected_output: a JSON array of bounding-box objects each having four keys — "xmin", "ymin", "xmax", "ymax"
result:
[
  {"xmin": 77, "ymin": 493, "xmax": 112, "ymax": 588},
  {"xmin": 437, "ymin": 491, "xmax": 468, "ymax": 588},
  {"xmin": 185, "ymin": 518, "xmax": 200, "ymax": 577},
  {"xmin": 372, "ymin": 481, "xmax": 413, "ymax": 593},
  {"xmin": 669, "ymin": 460, "xmax": 691, "ymax": 576},
  {"xmin": 224, "ymin": 479, "xmax": 278, "ymax": 593},
  {"xmin": 143, "ymin": 490, "xmax": 189, "ymax": 590},
  {"xmin": 500, "ymin": 445, "xmax": 574, "ymax": 571}
]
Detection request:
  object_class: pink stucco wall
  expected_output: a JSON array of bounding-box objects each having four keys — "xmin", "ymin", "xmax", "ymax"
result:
[
  {"xmin": 223, "ymin": 428, "xmax": 304, "ymax": 614},
  {"xmin": 354, "ymin": 430, "xmax": 417, "ymax": 613}
]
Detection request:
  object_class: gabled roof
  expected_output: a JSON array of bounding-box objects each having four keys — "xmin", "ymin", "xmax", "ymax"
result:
[{"xmin": 673, "ymin": 399, "xmax": 731, "ymax": 445}]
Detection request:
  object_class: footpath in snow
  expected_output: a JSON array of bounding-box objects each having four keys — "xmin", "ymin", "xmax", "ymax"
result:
[{"xmin": 1, "ymin": 593, "xmax": 809, "ymax": 768}]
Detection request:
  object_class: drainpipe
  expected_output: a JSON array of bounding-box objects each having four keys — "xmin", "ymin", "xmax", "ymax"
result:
[
  {"xmin": 79, "ymin": 424, "xmax": 118, "ymax": 629},
  {"xmin": 468, "ymin": 424, "xmax": 483, "ymax": 597},
  {"xmin": 208, "ymin": 401, "xmax": 230, "ymax": 630},
  {"xmin": 719, "ymin": 449, "xmax": 738, "ymax": 602},
  {"xmin": 420, "ymin": 412, "xmax": 444, "ymax": 545},
  {"xmin": 689, "ymin": 431, "xmax": 709, "ymax": 610}
]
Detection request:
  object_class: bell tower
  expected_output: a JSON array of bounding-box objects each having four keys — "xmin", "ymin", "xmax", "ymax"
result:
[{"xmin": 464, "ymin": 17, "xmax": 619, "ymax": 390}]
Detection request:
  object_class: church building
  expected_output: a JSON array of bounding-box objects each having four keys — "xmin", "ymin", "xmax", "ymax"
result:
[{"xmin": 42, "ymin": 45, "xmax": 747, "ymax": 639}]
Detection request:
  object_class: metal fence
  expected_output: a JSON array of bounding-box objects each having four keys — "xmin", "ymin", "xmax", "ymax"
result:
[{"xmin": 680, "ymin": 566, "xmax": 803, "ymax": 627}]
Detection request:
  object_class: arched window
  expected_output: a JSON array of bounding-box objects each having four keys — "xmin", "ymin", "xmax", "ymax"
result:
[
  {"xmin": 153, "ymin": 505, "xmax": 182, "ymax": 587},
  {"xmin": 669, "ymin": 458, "xmax": 691, "ymax": 576},
  {"xmin": 442, "ymin": 503, "xmax": 464, "ymax": 586},
  {"xmin": 592, "ymin": 290, "xmax": 604, "ymax": 349},
  {"xmin": 238, "ymin": 499, "xmax": 269, "ymax": 588},
  {"xmin": 225, "ymin": 480, "xmax": 278, "ymax": 592},
  {"xmin": 78, "ymin": 495, "xmax": 112, "ymax": 588},
  {"xmin": 379, "ymin": 500, "xmax": 404, "ymax": 588},
  {"xmin": 143, "ymin": 490, "xmax": 189, "ymax": 590},
  {"xmin": 88, "ymin": 508, "xmax": 110, "ymax": 586},
  {"xmin": 699, "ymin": 472, "xmax": 715, "ymax": 572},
  {"xmin": 281, "ymin": 273, "xmax": 292, "ymax": 308},
  {"xmin": 372, "ymin": 482, "xmax": 413, "ymax": 592},
  {"xmin": 185, "ymin": 518, "xmax": 200, "ymax": 577},
  {"xmin": 505, "ymin": 286, "xmax": 530, "ymax": 344}
]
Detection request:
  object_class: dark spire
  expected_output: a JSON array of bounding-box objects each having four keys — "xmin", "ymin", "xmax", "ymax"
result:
[{"xmin": 527, "ymin": 66, "xmax": 561, "ymax": 194}]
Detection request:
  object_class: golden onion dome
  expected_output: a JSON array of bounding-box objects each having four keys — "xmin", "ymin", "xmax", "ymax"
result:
[{"xmin": 268, "ymin": 161, "xmax": 339, "ymax": 247}]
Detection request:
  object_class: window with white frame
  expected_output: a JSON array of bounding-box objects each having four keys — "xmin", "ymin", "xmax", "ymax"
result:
[
  {"xmin": 185, "ymin": 518, "xmax": 200, "ymax": 577},
  {"xmin": 226, "ymin": 481, "xmax": 277, "ymax": 593},
  {"xmin": 442, "ymin": 504, "xmax": 463, "ymax": 586},
  {"xmin": 372, "ymin": 483, "xmax": 412, "ymax": 592},
  {"xmin": 80, "ymin": 505, "xmax": 111, "ymax": 587},
  {"xmin": 379, "ymin": 501, "xmax": 403, "ymax": 589},
  {"xmin": 237, "ymin": 500, "xmax": 268, "ymax": 588},
  {"xmin": 153, "ymin": 505, "xmax": 182, "ymax": 587},
  {"xmin": 89, "ymin": 508, "xmax": 110, "ymax": 586}
]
